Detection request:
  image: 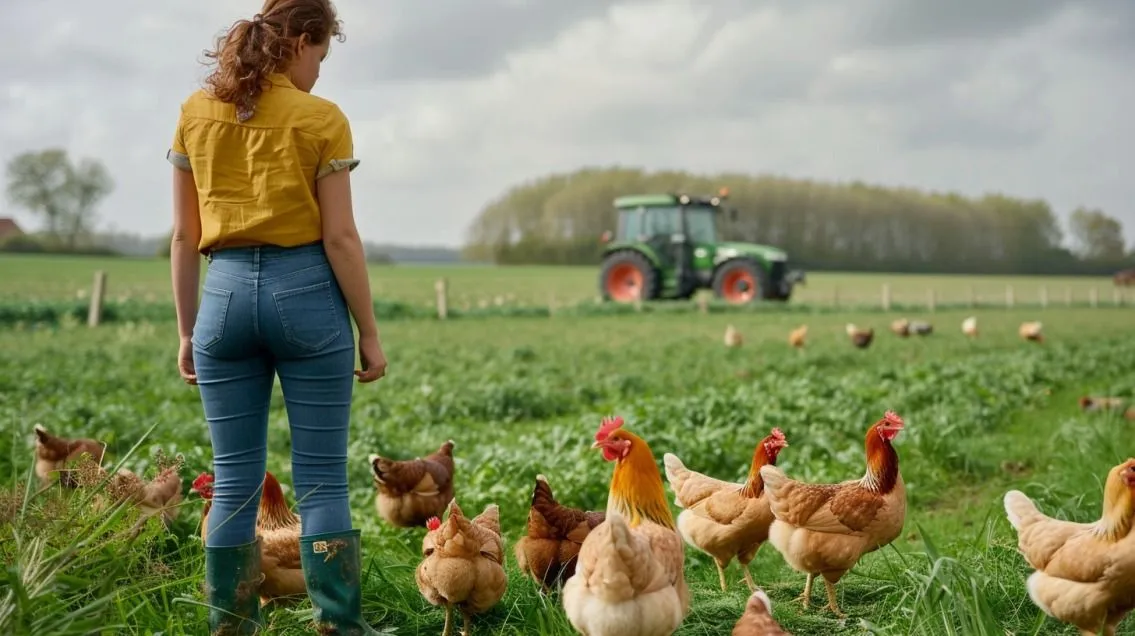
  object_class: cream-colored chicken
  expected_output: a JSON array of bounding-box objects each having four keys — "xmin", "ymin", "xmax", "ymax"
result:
[
  {"xmin": 732, "ymin": 589, "xmax": 792, "ymax": 636},
  {"xmin": 369, "ymin": 439, "xmax": 455, "ymax": 528},
  {"xmin": 725, "ymin": 324, "xmax": 743, "ymax": 348},
  {"xmin": 663, "ymin": 428, "xmax": 789, "ymax": 591},
  {"xmin": 961, "ymin": 316, "xmax": 978, "ymax": 338},
  {"xmin": 563, "ymin": 415, "xmax": 689, "ymax": 636},
  {"xmin": 760, "ymin": 411, "xmax": 907, "ymax": 617},
  {"xmin": 788, "ymin": 325, "xmax": 807, "ymax": 349},
  {"xmin": 33, "ymin": 424, "xmax": 106, "ymax": 488},
  {"xmin": 1004, "ymin": 459, "xmax": 1135, "ymax": 635},
  {"xmin": 415, "ymin": 500, "xmax": 507, "ymax": 636},
  {"xmin": 1019, "ymin": 321, "xmax": 1044, "ymax": 342},
  {"xmin": 889, "ymin": 318, "xmax": 910, "ymax": 337}
]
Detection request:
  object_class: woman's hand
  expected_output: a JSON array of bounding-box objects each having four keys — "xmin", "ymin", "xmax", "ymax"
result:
[
  {"xmin": 355, "ymin": 333, "xmax": 387, "ymax": 383},
  {"xmin": 178, "ymin": 336, "xmax": 198, "ymax": 385}
]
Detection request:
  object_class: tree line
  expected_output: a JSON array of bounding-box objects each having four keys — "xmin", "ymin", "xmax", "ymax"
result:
[{"xmin": 463, "ymin": 167, "xmax": 1132, "ymax": 275}]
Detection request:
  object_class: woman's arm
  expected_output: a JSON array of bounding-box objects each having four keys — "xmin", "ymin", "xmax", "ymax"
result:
[
  {"xmin": 318, "ymin": 169, "xmax": 378, "ymax": 338},
  {"xmin": 171, "ymin": 168, "xmax": 202, "ymax": 341}
]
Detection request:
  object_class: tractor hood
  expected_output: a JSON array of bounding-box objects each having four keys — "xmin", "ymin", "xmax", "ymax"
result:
[{"xmin": 713, "ymin": 242, "xmax": 788, "ymax": 265}]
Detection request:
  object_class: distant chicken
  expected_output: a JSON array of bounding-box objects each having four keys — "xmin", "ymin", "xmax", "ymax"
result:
[
  {"xmin": 368, "ymin": 440, "xmax": 455, "ymax": 528},
  {"xmin": 889, "ymin": 318, "xmax": 910, "ymax": 337},
  {"xmin": 909, "ymin": 321, "xmax": 933, "ymax": 336},
  {"xmin": 33, "ymin": 424, "xmax": 106, "ymax": 488},
  {"xmin": 190, "ymin": 472, "xmax": 305, "ymax": 604},
  {"xmin": 961, "ymin": 316, "xmax": 978, "ymax": 338},
  {"xmin": 1078, "ymin": 396, "xmax": 1134, "ymax": 422},
  {"xmin": 514, "ymin": 474, "xmax": 605, "ymax": 591},
  {"xmin": 788, "ymin": 325, "xmax": 807, "ymax": 349},
  {"xmin": 416, "ymin": 500, "xmax": 507, "ymax": 636},
  {"xmin": 664, "ymin": 428, "xmax": 789, "ymax": 592},
  {"xmin": 562, "ymin": 416, "xmax": 689, "ymax": 636},
  {"xmin": 107, "ymin": 464, "xmax": 183, "ymax": 527},
  {"xmin": 732, "ymin": 589, "xmax": 792, "ymax": 636},
  {"xmin": 845, "ymin": 324, "xmax": 874, "ymax": 349},
  {"xmin": 760, "ymin": 411, "xmax": 907, "ymax": 617},
  {"xmin": 725, "ymin": 324, "xmax": 743, "ymax": 348},
  {"xmin": 1019, "ymin": 321, "xmax": 1044, "ymax": 343},
  {"xmin": 1004, "ymin": 459, "xmax": 1135, "ymax": 635}
]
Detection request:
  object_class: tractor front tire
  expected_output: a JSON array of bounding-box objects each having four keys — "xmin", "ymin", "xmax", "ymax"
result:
[
  {"xmin": 712, "ymin": 259, "xmax": 770, "ymax": 305},
  {"xmin": 600, "ymin": 251, "xmax": 658, "ymax": 303}
]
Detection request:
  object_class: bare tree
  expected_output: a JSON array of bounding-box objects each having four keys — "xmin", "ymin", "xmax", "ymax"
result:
[{"xmin": 5, "ymin": 149, "xmax": 114, "ymax": 249}]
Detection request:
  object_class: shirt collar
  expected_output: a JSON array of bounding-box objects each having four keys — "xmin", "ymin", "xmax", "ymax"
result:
[{"xmin": 267, "ymin": 72, "xmax": 297, "ymax": 90}]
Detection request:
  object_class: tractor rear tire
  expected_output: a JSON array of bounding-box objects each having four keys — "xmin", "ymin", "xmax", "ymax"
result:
[
  {"xmin": 712, "ymin": 259, "xmax": 769, "ymax": 305},
  {"xmin": 600, "ymin": 251, "xmax": 659, "ymax": 303}
]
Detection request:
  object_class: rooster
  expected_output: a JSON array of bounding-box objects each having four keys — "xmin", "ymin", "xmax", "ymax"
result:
[
  {"xmin": 760, "ymin": 411, "xmax": 907, "ymax": 617},
  {"xmin": 33, "ymin": 424, "xmax": 106, "ymax": 488},
  {"xmin": 732, "ymin": 589, "xmax": 792, "ymax": 635},
  {"xmin": 788, "ymin": 325, "xmax": 807, "ymax": 349},
  {"xmin": 415, "ymin": 500, "xmax": 507, "ymax": 636},
  {"xmin": 845, "ymin": 324, "xmax": 874, "ymax": 349},
  {"xmin": 514, "ymin": 474, "xmax": 605, "ymax": 591},
  {"xmin": 961, "ymin": 316, "xmax": 978, "ymax": 338},
  {"xmin": 664, "ymin": 428, "xmax": 789, "ymax": 591},
  {"xmin": 190, "ymin": 472, "xmax": 305, "ymax": 604},
  {"xmin": 368, "ymin": 440, "xmax": 455, "ymax": 528},
  {"xmin": 562, "ymin": 415, "xmax": 689, "ymax": 636},
  {"xmin": 1004, "ymin": 459, "xmax": 1135, "ymax": 635}
]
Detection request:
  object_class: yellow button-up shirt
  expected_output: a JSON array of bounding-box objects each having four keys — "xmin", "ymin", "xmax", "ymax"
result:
[{"xmin": 166, "ymin": 74, "xmax": 359, "ymax": 254}]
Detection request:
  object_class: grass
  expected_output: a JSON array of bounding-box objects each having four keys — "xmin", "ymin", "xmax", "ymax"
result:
[
  {"xmin": 2, "ymin": 306, "xmax": 1135, "ymax": 635},
  {"xmin": 1, "ymin": 254, "xmax": 1129, "ymax": 308}
]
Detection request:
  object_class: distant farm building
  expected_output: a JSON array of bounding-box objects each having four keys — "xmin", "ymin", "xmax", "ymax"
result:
[{"xmin": 0, "ymin": 218, "xmax": 23, "ymax": 241}]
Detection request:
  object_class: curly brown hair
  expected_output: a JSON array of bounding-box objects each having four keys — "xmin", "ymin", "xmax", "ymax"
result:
[{"xmin": 203, "ymin": 0, "xmax": 344, "ymax": 122}]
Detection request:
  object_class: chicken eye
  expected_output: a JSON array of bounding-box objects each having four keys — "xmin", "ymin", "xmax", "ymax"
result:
[{"xmin": 424, "ymin": 548, "xmax": 435, "ymax": 557}]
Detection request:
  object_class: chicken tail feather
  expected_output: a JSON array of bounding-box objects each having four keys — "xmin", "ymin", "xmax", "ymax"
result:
[{"xmin": 1003, "ymin": 490, "xmax": 1041, "ymax": 531}]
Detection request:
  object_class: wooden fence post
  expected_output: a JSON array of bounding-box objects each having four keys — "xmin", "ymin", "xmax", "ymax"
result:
[
  {"xmin": 832, "ymin": 287, "xmax": 840, "ymax": 308},
  {"xmin": 1114, "ymin": 288, "xmax": 1122, "ymax": 307},
  {"xmin": 1090, "ymin": 287, "xmax": 1098, "ymax": 308},
  {"xmin": 1039, "ymin": 286, "xmax": 1048, "ymax": 309},
  {"xmin": 926, "ymin": 289, "xmax": 936, "ymax": 312},
  {"xmin": 968, "ymin": 286, "xmax": 976, "ymax": 308},
  {"xmin": 87, "ymin": 271, "xmax": 107, "ymax": 327},
  {"xmin": 696, "ymin": 293, "xmax": 708, "ymax": 315},
  {"xmin": 1005, "ymin": 285, "xmax": 1015, "ymax": 308},
  {"xmin": 434, "ymin": 278, "xmax": 448, "ymax": 319},
  {"xmin": 881, "ymin": 284, "xmax": 891, "ymax": 311},
  {"xmin": 1064, "ymin": 287, "xmax": 1072, "ymax": 307},
  {"xmin": 548, "ymin": 294, "xmax": 557, "ymax": 317}
]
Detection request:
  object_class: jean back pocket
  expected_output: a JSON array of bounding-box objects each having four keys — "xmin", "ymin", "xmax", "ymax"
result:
[
  {"xmin": 193, "ymin": 287, "xmax": 233, "ymax": 351},
  {"xmin": 272, "ymin": 281, "xmax": 343, "ymax": 353}
]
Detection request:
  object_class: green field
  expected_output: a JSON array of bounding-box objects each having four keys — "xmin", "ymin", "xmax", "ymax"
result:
[
  {"xmin": 2, "ymin": 257, "xmax": 1135, "ymax": 635},
  {"xmin": 1, "ymin": 254, "xmax": 1129, "ymax": 309}
]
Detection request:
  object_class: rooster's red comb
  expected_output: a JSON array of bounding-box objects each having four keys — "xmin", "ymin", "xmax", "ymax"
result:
[
  {"xmin": 426, "ymin": 517, "xmax": 441, "ymax": 532},
  {"xmin": 769, "ymin": 428, "xmax": 786, "ymax": 442},
  {"xmin": 595, "ymin": 415, "xmax": 624, "ymax": 442},
  {"xmin": 883, "ymin": 411, "xmax": 904, "ymax": 427}
]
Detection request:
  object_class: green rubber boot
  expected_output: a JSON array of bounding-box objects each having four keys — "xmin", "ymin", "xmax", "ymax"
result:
[
  {"xmin": 300, "ymin": 529, "xmax": 379, "ymax": 635},
  {"xmin": 204, "ymin": 539, "xmax": 263, "ymax": 634}
]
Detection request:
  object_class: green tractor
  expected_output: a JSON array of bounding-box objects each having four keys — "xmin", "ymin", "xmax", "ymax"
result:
[{"xmin": 598, "ymin": 190, "xmax": 805, "ymax": 304}]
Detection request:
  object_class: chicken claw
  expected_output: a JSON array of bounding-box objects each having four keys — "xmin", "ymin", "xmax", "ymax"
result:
[
  {"xmin": 742, "ymin": 567, "xmax": 757, "ymax": 592},
  {"xmin": 824, "ymin": 579, "xmax": 846, "ymax": 618}
]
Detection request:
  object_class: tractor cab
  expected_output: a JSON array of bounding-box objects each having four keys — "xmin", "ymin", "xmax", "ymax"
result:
[{"xmin": 599, "ymin": 190, "xmax": 805, "ymax": 304}]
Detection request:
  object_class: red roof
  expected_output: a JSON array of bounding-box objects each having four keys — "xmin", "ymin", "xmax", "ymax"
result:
[{"xmin": 0, "ymin": 218, "xmax": 22, "ymax": 239}]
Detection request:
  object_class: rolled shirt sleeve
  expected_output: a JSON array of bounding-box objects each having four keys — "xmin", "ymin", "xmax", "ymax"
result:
[
  {"xmin": 166, "ymin": 105, "xmax": 192, "ymax": 172},
  {"xmin": 316, "ymin": 104, "xmax": 360, "ymax": 180}
]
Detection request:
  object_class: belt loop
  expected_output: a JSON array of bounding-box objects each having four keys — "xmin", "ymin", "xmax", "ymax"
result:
[{"xmin": 206, "ymin": 251, "xmax": 214, "ymax": 263}]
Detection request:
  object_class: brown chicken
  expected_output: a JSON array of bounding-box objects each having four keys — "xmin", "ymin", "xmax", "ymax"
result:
[
  {"xmin": 34, "ymin": 424, "xmax": 106, "ymax": 488},
  {"xmin": 369, "ymin": 440, "xmax": 455, "ymax": 528},
  {"xmin": 1004, "ymin": 459, "xmax": 1135, "ymax": 636},
  {"xmin": 190, "ymin": 471, "xmax": 305, "ymax": 604},
  {"xmin": 562, "ymin": 415, "xmax": 689, "ymax": 636},
  {"xmin": 1079, "ymin": 396, "xmax": 1135, "ymax": 420},
  {"xmin": 788, "ymin": 325, "xmax": 807, "ymax": 349},
  {"xmin": 845, "ymin": 324, "xmax": 874, "ymax": 349},
  {"xmin": 514, "ymin": 474, "xmax": 605, "ymax": 591},
  {"xmin": 108, "ymin": 464, "xmax": 183, "ymax": 526},
  {"xmin": 760, "ymin": 411, "xmax": 907, "ymax": 617},
  {"xmin": 725, "ymin": 324, "xmax": 743, "ymax": 348},
  {"xmin": 1019, "ymin": 321, "xmax": 1044, "ymax": 342},
  {"xmin": 733, "ymin": 589, "xmax": 792, "ymax": 636},
  {"xmin": 663, "ymin": 428, "xmax": 789, "ymax": 592},
  {"xmin": 415, "ymin": 500, "xmax": 507, "ymax": 636},
  {"xmin": 889, "ymin": 318, "xmax": 910, "ymax": 337}
]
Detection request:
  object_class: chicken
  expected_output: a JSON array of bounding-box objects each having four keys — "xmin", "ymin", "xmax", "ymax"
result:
[
  {"xmin": 725, "ymin": 324, "xmax": 743, "ymax": 348},
  {"xmin": 732, "ymin": 589, "xmax": 792, "ymax": 636},
  {"xmin": 107, "ymin": 464, "xmax": 183, "ymax": 526},
  {"xmin": 845, "ymin": 324, "xmax": 874, "ymax": 349},
  {"xmin": 369, "ymin": 439, "xmax": 455, "ymax": 528},
  {"xmin": 1078, "ymin": 396, "xmax": 1135, "ymax": 420},
  {"xmin": 889, "ymin": 318, "xmax": 910, "ymax": 337},
  {"xmin": 33, "ymin": 424, "xmax": 106, "ymax": 488},
  {"xmin": 961, "ymin": 316, "xmax": 978, "ymax": 338},
  {"xmin": 514, "ymin": 474, "xmax": 605, "ymax": 591},
  {"xmin": 760, "ymin": 410, "xmax": 907, "ymax": 617},
  {"xmin": 788, "ymin": 325, "xmax": 807, "ymax": 349},
  {"xmin": 909, "ymin": 321, "xmax": 933, "ymax": 336},
  {"xmin": 563, "ymin": 415, "xmax": 689, "ymax": 636},
  {"xmin": 1020, "ymin": 321, "xmax": 1044, "ymax": 342},
  {"xmin": 415, "ymin": 500, "xmax": 507, "ymax": 636},
  {"xmin": 1003, "ymin": 459, "xmax": 1135, "ymax": 635},
  {"xmin": 190, "ymin": 471, "xmax": 305, "ymax": 604},
  {"xmin": 663, "ymin": 428, "xmax": 789, "ymax": 592}
]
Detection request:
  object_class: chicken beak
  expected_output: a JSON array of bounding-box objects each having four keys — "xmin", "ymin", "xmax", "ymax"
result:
[{"xmin": 590, "ymin": 440, "xmax": 603, "ymax": 450}]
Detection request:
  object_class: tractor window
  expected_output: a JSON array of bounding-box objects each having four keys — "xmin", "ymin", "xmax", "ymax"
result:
[
  {"xmin": 616, "ymin": 208, "xmax": 643, "ymax": 241},
  {"xmin": 685, "ymin": 206, "xmax": 717, "ymax": 243},
  {"xmin": 644, "ymin": 206, "xmax": 682, "ymax": 237}
]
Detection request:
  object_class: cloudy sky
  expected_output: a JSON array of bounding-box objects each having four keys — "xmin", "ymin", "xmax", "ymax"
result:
[{"xmin": 1, "ymin": 0, "xmax": 1132, "ymax": 247}]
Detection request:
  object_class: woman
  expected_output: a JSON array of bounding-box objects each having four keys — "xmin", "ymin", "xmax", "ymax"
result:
[{"xmin": 166, "ymin": 0, "xmax": 386, "ymax": 632}]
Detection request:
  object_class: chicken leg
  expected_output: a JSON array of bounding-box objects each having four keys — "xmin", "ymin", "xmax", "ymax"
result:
[
  {"xmin": 442, "ymin": 604, "xmax": 453, "ymax": 636},
  {"xmin": 824, "ymin": 579, "xmax": 846, "ymax": 618},
  {"xmin": 715, "ymin": 560, "xmax": 728, "ymax": 592},
  {"xmin": 461, "ymin": 608, "xmax": 473, "ymax": 636},
  {"xmin": 796, "ymin": 573, "xmax": 814, "ymax": 607},
  {"xmin": 742, "ymin": 567, "xmax": 756, "ymax": 592}
]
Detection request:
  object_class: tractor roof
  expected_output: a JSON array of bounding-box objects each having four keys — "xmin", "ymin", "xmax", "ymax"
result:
[{"xmin": 613, "ymin": 193, "xmax": 726, "ymax": 209}]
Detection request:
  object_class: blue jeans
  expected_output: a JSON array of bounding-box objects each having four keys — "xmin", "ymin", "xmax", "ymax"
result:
[{"xmin": 192, "ymin": 242, "xmax": 355, "ymax": 547}]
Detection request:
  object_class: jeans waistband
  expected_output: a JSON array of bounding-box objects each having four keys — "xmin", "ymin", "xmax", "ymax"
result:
[{"xmin": 206, "ymin": 241, "xmax": 325, "ymax": 263}]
